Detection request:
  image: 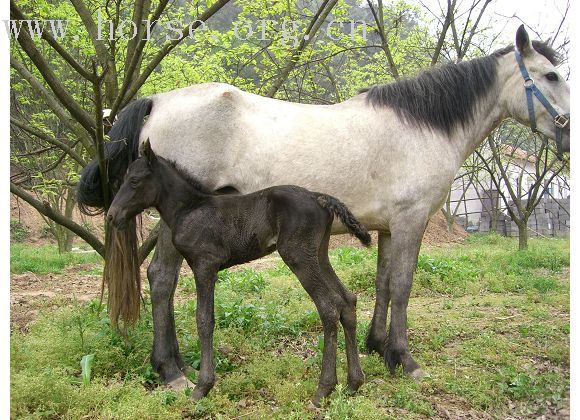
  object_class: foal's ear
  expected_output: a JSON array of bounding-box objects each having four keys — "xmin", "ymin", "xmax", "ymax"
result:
[
  {"xmin": 140, "ymin": 138, "xmax": 157, "ymax": 165},
  {"xmin": 515, "ymin": 24, "xmax": 532, "ymax": 55}
]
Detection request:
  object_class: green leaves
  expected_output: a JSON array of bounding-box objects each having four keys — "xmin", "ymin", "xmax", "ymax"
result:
[{"xmin": 80, "ymin": 353, "xmax": 95, "ymax": 387}]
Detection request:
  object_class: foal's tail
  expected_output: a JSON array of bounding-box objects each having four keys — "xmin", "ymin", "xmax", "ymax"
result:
[{"xmin": 317, "ymin": 194, "xmax": 371, "ymax": 247}]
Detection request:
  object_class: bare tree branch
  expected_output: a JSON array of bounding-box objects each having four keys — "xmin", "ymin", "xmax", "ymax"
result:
[
  {"xmin": 11, "ymin": 24, "xmax": 96, "ymax": 133},
  {"xmin": 69, "ymin": 0, "xmax": 119, "ymax": 103},
  {"xmin": 266, "ymin": 0, "xmax": 339, "ymax": 97},
  {"xmin": 116, "ymin": 0, "xmax": 231, "ymax": 113},
  {"xmin": 10, "ymin": 56, "xmax": 94, "ymax": 152},
  {"xmin": 366, "ymin": 0, "xmax": 400, "ymax": 79},
  {"xmin": 10, "ymin": 1, "xmax": 95, "ymax": 81},
  {"xmin": 10, "ymin": 117, "xmax": 86, "ymax": 166},
  {"xmin": 10, "ymin": 182, "xmax": 105, "ymax": 257},
  {"xmin": 431, "ymin": 0, "xmax": 456, "ymax": 65}
]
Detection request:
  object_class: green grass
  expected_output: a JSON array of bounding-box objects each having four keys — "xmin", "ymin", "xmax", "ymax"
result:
[
  {"xmin": 11, "ymin": 236, "xmax": 569, "ymax": 418},
  {"xmin": 10, "ymin": 244, "xmax": 102, "ymax": 274}
]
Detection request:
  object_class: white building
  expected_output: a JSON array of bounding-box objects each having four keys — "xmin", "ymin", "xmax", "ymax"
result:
[{"xmin": 448, "ymin": 145, "xmax": 569, "ymax": 228}]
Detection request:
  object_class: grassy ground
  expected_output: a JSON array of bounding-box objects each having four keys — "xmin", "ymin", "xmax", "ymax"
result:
[{"xmin": 10, "ymin": 234, "xmax": 569, "ymax": 419}]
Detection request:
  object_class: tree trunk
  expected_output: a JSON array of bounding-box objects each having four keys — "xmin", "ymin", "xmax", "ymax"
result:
[
  {"xmin": 63, "ymin": 187, "xmax": 76, "ymax": 252},
  {"xmin": 517, "ymin": 220, "xmax": 529, "ymax": 250},
  {"xmin": 490, "ymin": 208, "xmax": 498, "ymax": 233},
  {"xmin": 442, "ymin": 192, "xmax": 454, "ymax": 232}
]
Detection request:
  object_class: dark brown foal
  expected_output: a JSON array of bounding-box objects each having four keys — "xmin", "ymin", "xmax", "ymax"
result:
[{"xmin": 107, "ymin": 139, "xmax": 370, "ymax": 406}]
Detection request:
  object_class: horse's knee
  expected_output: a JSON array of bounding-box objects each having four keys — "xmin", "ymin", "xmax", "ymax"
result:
[
  {"xmin": 344, "ymin": 290, "xmax": 357, "ymax": 311},
  {"xmin": 340, "ymin": 300, "xmax": 357, "ymax": 328},
  {"xmin": 148, "ymin": 269, "xmax": 176, "ymax": 304},
  {"xmin": 318, "ymin": 300, "xmax": 340, "ymax": 328}
]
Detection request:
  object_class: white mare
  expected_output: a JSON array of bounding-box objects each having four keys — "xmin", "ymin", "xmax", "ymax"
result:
[{"xmin": 78, "ymin": 25, "xmax": 570, "ymax": 387}]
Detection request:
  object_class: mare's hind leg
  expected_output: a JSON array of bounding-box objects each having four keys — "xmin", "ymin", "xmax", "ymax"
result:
[
  {"xmin": 148, "ymin": 222, "xmax": 192, "ymax": 388},
  {"xmin": 366, "ymin": 231, "xmax": 391, "ymax": 356},
  {"xmin": 384, "ymin": 218, "xmax": 427, "ymax": 379},
  {"xmin": 278, "ymin": 242, "xmax": 340, "ymax": 407},
  {"xmin": 318, "ymin": 225, "xmax": 364, "ymax": 393}
]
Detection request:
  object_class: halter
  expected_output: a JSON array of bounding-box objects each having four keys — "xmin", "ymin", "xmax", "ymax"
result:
[{"xmin": 514, "ymin": 49, "xmax": 569, "ymax": 159}]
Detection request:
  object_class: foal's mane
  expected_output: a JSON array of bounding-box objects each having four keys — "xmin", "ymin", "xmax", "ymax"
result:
[
  {"xmin": 360, "ymin": 41, "xmax": 560, "ymax": 135},
  {"xmin": 162, "ymin": 157, "xmax": 216, "ymax": 195}
]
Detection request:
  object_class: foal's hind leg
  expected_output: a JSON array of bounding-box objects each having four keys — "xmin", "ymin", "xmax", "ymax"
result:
[
  {"xmin": 148, "ymin": 222, "xmax": 192, "ymax": 388},
  {"xmin": 279, "ymin": 244, "xmax": 340, "ymax": 407},
  {"xmin": 318, "ymin": 227, "xmax": 364, "ymax": 393}
]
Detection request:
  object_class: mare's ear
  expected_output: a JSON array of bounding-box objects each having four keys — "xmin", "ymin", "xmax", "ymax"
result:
[
  {"xmin": 515, "ymin": 24, "xmax": 532, "ymax": 56},
  {"xmin": 140, "ymin": 138, "xmax": 157, "ymax": 165}
]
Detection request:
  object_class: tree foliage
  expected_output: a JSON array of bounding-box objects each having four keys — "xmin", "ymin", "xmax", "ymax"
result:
[{"xmin": 9, "ymin": 0, "xmax": 568, "ymax": 253}]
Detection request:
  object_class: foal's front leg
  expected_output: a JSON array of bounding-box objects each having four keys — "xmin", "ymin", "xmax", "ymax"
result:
[
  {"xmin": 148, "ymin": 222, "xmax": 191, "ymax": 387},
  {"xmin": 191, "ymin": 263, "xmax": 218, "ymax": 400}
]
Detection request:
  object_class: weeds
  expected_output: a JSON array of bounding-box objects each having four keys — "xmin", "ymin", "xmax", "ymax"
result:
[
  {"xmin": 11, "ymin": 244, "xmax": 101, "ymax": 274},
  {"xmin": 10, "ymin": 218, "xmax": 29, "ymax": 242},
  {"xmin": 10, "ymin": 237, "xmax": 569, "ymax": 418}
]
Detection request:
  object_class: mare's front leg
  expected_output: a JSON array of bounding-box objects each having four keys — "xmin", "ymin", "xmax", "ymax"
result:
[
  {"xmin": 148, "ymin": 222, "xmax": 192, "ymax": 388},
  {"xmin": 366, "ymin": 231, "xmax": 391, "ymax": 356},
  {"xmin": 190, "ymin": 262, "xmax": 218, "ymax": 400},
  {"xmin": 384, "ymin": 217, "xmax": 427, "ymax": 379}
]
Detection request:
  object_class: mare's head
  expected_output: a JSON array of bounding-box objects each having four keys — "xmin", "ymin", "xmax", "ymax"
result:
[
  {"xmin": 502, "ymin": 25, "xmax": 570, "ymax": 152},
  {"xmin": 107, "ymin": 139, "xmax": 161, "ymax": 229}
]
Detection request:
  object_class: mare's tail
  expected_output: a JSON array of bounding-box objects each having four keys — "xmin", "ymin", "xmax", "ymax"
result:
[{"xmin": 76, "ymin": 98, "xmax": 153, "ymax": 329}]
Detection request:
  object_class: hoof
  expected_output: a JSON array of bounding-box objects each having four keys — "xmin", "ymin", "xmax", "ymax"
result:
[
  {"xmin": 408, "ymin": 368, "xmax": 427, "ymax": 381},
  {"xmin": 191, "ymin": 386, "xmax": 207, "ymax": 401},
  {"xmin": 365, "ymin": 334, "xmax": 386, "ymax": 355},
  {"xmin": 347, "ymin": 374, "xmax": 365, "ymax": 394},
  {"xmin": 167, "ymin": 375, "xmax": 195, "ymax": 391},
  {"xmin": 307, "ymin": 400, "xmax": 321, "ymax": 411},
  {"xmin": 191, "ymin": 381, "xmax": 215, "ymax": 401}
]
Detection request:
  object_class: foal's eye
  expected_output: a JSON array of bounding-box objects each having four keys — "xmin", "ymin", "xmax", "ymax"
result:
[
  {"xmin": 545, "ymin": 72, "xmax": 559, "ymax": 82},
  {"xmin": 129, "ymin": 178, "xmax": 140, "ymax": 187}
]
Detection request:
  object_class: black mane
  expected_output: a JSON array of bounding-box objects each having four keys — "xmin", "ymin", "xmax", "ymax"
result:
[
  {"xmin": 360, "ymin": 41, "xmax": 560, "ymax": 135},
  {"xmin": 162, "ymin": 157, "xmax": 216, "ymax": 196}
]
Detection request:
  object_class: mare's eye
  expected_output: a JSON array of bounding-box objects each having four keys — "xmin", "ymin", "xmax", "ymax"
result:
[
  {"xmin": 129, "ymin": 178, "xmax": 140, "ymax": 187},
  {"xmin": 545, "ymin": 72, "xmax": 559, "ymax": 82}
]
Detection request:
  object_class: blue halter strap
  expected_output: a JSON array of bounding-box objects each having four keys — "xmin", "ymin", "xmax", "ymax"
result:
[{"xmin": 513, "ymin": 49, "xmax": 569, "ymax": 158}]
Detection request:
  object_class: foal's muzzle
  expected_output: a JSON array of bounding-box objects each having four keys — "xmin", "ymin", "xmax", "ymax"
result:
[{"xmin": 106, "ymin": 207, "xmax": 128, "ymax": 230}]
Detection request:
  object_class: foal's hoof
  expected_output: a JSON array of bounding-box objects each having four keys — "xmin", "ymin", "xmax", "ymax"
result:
[
  {"xmin": 408, "ymin": 368, "xmax": 427, "ymax": 381},
  {"xmin": 167, "ymin": 375, "xmax": 195, "ymax": 391},
  {"xmin": 307, "ymin": 400, "xmax": 321, "ymax": 411}
]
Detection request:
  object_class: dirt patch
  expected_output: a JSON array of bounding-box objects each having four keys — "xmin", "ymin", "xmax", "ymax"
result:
[
  {"xmin": 422, "ymin": 212, "xmax": 468, "ymax": 245},
  {"xmin": 10, "ymin": 264, "xmax": 104, "ymax": 332},
  {"xmin": 428, "ymin": 393, "xmax": 492, "ymax": 419}
]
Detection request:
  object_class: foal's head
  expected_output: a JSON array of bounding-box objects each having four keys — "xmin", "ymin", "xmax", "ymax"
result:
[{"xmin": 107, "ymin": 139, "xmax": 161, "ymax": 229}]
